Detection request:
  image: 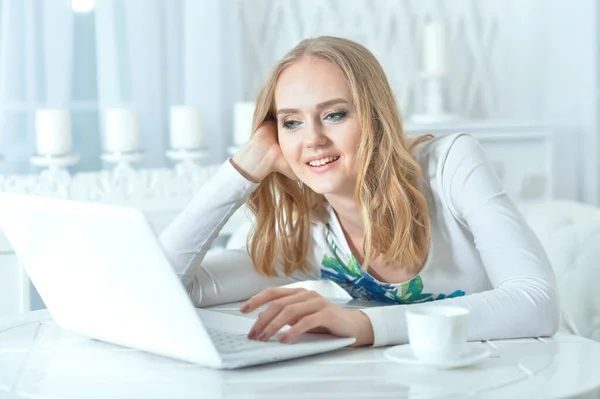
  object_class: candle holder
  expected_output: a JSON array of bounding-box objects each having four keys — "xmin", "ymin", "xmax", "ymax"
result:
[
  {"xmin": 100, "ymin": 151, "xmax": 144, "ymax": 185},
  {"xmin": 166, "ymin": 148, "xmax": 208, "ymax": 178},
  {"xmin": 29, "ymin": 153, "xmax": 80, "ymax": 198},
  {"xmin": 96, "ymin": 151, "xmax": 145, "ymax": 200},
  {"xmin": 166, "ymin": 148, "xmax": 208, "ymax": 163},
  {"xmin": 100, "ymin": 151, "xmax": 144, "ymax": 169},
  {"xmin": 408, "ymin": 73, "xmax": 461, "ymax": 124},
  {"xmin": 30, "ymin": 152, "xmax": 80, "ymax": 169}
]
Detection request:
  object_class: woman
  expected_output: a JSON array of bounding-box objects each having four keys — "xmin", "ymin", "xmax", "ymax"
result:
[{"xmin": 160, "ymin": 36, "xmax": 559, "ymax": 347}]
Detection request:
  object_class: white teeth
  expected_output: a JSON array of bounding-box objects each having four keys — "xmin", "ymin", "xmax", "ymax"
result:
[{"xmin": 308, "ymin": 156, "xmax": 339, "ymax": 167}]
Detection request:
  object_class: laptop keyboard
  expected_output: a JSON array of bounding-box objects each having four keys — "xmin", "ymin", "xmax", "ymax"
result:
[{"xmin": 206, "ymin": 328, "xmax": 288, "ymax": 354}]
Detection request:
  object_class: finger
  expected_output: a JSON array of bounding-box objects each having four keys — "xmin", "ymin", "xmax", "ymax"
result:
[
  {"xmin": 279, "ymin": 312, "xmax": 327, "ymax": 343},
  {"xmin": 256, "ymin": 297, "xmax": 326, "ymax": 341},
  {"xmin": 240, "ymin": 287, "xmax": 306, "ymax": 313},
  {"xmin": 305, "ymin": 326, "xmax": 329, "ymax": 334},
  {"xmin": 248, "ymin": 290, "xmax": 318, "ymax": 339}
]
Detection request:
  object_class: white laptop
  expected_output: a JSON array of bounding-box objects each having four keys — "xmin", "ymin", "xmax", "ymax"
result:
[{"xmin": 0, "ymin": 193, "xmax": 355, "ymax": 369}]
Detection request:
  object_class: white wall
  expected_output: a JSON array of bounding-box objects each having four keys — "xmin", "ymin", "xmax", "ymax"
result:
[
  {"xmin": 187, "ymin": 0, "xmax": 237, "ymax": 163},
  {"xmin": 3, "ymin": 0, "xmax": 596, "ymax": 202},
  {"xmin": 543, "ymin": 0, "xmax": 598, "ymax": 203}
]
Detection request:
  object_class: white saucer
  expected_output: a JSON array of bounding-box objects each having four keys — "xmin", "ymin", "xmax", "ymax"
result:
[{"xmin": 384, "ymin": 344, "xmax": 491, "ymax": 369}]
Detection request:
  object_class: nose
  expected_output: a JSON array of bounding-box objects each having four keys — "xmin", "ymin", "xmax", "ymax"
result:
[{"xmin": 305, "ymin": 122, "xmax": 328, "ymax": 148}]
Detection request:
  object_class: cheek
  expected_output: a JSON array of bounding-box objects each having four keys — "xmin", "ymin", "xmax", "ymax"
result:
[
  {"xmin": 278, "ymin": 134, "xmax": 301, "ymax": 160},
  {"xmin": 344, "ymin": 126, "xmax": 362, "ymax": 157},
  {"xmin": 277, "ymin": 135, "xmax": 291, "ymax": 159}
]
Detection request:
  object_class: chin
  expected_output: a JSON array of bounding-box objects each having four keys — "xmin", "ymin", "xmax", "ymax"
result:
[{"xmin": 301, "ymin": 179, "xmax": 343, "ymax": 195}]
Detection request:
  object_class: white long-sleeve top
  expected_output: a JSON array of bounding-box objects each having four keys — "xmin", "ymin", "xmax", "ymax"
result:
[{"xmin": 159, "ymin": 133, "xmax": 560, "ymax": 347}]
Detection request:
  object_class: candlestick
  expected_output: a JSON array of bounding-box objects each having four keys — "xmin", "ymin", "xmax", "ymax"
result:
[
  {"xmin": 170, "ymin": 105, "xmax": 204, "ymax": 150},
  {"xmin": 166, "ymin": 148, "xmax": 208, "ymax": 180},
  {"xmin": 31, "ymin": 153, "xmax": 80, "ymax": 169},
  {"xmin": 100, "ymin": 151, "xmax": 144, "ymax": 165},
  {"xmin": 166, "ymin": 148, "xmax": 208, "ymax": 163},
  {"xmin": 233, "ymin": 102, "xmax": 256, "ymax": 147},
  {"xmin": 408, "ymin": 74, "xmax": 460, "ymax": 124},
  {"xmin": 35, "ymin": 108, "xmax": 73, "ymax": 156},
  {"xmin": 99, "ymin": 150, "xmax": 144, "ymax": 194},
  {"xmin": 422, "ymin": 22, "xmax": 446, "ymax": 77},
  {"xmin": 103, "ymin": 108, "xmax": 141, "ymax": 153},
  {"xmin": 30, "ymin": 152, "xmax": 80, "ymax": 198}
]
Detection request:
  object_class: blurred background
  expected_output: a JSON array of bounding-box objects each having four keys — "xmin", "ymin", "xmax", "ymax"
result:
[
  {"xmin": 0, "ymin": 0, "xmax": 597, "ymax": 202},
  {"xmin": 0, "ymin": 0, "xmax": 599, "ymax": 313}
]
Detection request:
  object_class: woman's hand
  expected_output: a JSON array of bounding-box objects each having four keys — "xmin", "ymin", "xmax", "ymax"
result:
[
  {"xmin": 230, "ymin": 121, "xmax": 296, "ymax": 182},
  {"xmin": 239, "ymin": 287, "xmax": 375, "ymax": 347}
]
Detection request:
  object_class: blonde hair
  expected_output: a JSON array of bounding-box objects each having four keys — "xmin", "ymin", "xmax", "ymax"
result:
[{"xmin": 246, "ymin": 36, "xmax": 431, "ymax": 277}]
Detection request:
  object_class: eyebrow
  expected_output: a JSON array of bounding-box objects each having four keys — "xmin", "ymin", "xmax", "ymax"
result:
[{"xmin": 276, "ymin": 98, "xmax": 349, "ymax": 116}]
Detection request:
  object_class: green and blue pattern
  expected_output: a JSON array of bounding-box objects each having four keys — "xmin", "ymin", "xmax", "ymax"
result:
[{"xmin": 320, "ymin": 223, "xmax": 465, "ymax": 304}]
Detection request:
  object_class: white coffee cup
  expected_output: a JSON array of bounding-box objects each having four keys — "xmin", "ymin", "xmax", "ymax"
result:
[{"xmin": 405, "ymin": 305, "xmax": 469, "ymax": 363}]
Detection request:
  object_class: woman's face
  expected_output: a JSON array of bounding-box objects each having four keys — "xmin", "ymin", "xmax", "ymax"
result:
[{"xmin": 274, "ymin": 57, "xmax": 362, "ymax": 196}]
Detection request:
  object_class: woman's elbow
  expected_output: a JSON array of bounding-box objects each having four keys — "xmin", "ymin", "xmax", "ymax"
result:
[
  {"xmin": 534, "ymin": 284, "xmax": 561, "ymax": 337},
  {"xmin": 509, "ymin": 277, "xmax": 560, "ymax": 337},
  {"xmin": 180, "ymin": 276, "xmax": 205, "ymax": 308}
]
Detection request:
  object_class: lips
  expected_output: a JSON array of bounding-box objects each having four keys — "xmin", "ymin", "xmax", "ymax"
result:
[{"xmin": 307, "ymin": 156, "xmax": 340, "ymax": 167}]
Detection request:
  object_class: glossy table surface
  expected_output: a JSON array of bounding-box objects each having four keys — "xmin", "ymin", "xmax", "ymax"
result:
[{"xmin": 1, "ymin": 302, "xmax": 600, "ymax": 399}]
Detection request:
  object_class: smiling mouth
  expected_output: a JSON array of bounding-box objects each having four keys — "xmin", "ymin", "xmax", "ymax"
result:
[{"xmin": 307, "ymin": 156, "xmax": 340, "ymax": 167}]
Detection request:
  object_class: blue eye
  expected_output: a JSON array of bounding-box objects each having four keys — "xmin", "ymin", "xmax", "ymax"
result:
[
  {"xmin": 282, "ymin": 120, "xmax": 302, "ymax": 130},
  {"xmin": 325, "ymin": 111, "xmax": 347, "ymax": 122}
]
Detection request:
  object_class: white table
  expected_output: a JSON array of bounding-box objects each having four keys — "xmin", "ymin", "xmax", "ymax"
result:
[{"xmin": 1, "ymin": 302, "xmax": 600, "ymax": 399}]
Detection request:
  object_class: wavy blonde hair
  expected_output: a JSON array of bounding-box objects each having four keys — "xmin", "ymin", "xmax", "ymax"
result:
[{"xmin": 247, "ymin": 36, "xmax": 431, "ymax": 277}]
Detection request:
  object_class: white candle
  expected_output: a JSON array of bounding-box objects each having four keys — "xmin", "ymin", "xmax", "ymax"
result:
[
  {"xmin": 104, "ymin": 108, "xmax": 141, "ymax": 153},
  {"xmin": 35, "ymin": 108, "xmax": 73, "ymax": 156},
  {"xmin": 423, "ymin": 22, "xmax": 446, "ymax": 76},
  {"xmin": 233, "ymin": 102, "xmax": 256, "ymax": 146},
  {"xmin": 169, "ymin": 105, "xmax": 203, "ymax": 150}
]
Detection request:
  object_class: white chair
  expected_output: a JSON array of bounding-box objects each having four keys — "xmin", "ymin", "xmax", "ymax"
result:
[{"xmin": 521, "ymin": 200, "xmax": 600, "ymax": 341}]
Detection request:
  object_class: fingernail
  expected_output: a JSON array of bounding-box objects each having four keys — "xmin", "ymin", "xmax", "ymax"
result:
[
  {"xmin": 256, "ymin": 332, "xmax": 267, "ymax": 341},
  {"xmin": 247, "ymin": 327, "xmax": 256, "ymax": 339},
  {"xmin": 279, "ymin": 333, "xmax": 289, "ymax": 343},
  {"xmin": 240, "ymin": 303, "xmax": 250, "ymax": 313}
]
